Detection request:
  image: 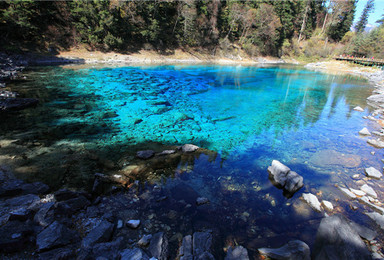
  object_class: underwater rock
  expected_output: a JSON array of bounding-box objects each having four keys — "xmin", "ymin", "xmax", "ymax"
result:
[
  {"xmin": 225, "ymin": 246, "xmax": 249, "ymax": 260},
  {"xmin": 302, "ymin": 193, "xmax": 322, "ymax": 212},
  {"xmin": 0, "ymin": 97, "xmax": 38, "ymax": 111},
  {"xmin": 36, "ymin": 221, "xmax": 79, "ymax": 252},
  {"xmin": 359, "ymin": 128, "xmax": 371, "ymax": 136},
  {"xmin": 309, "ymin": 150, "xmax": 361, "ymax": 168},
  {"xmin": 354, "ymin": 106, "xmax": 364, "ymax": 112},
  {"xmin": 193, "ymin": 231, "xmax": 214, "ymax": 260},
  {"xmin": 366, "ymin": 212, "xmax": 384, "ymax": 230},
  {"xmin": 136, "ymin": 150, "xmax": 155, "ymax": 160},
  {"xmin": 313, "ymin": 215, "xmax": 371, "ymax": 260},
  {"xmin": 350, "ymin": 188, "xmax": 366, "ymax": 197},
  {"xmin": 321, "ymin": 200, "xmax": 334, "ymax": 212},
  {"xmin": 126, "ymin": 219, "xmax": 141, "ymax": 229},
  {"xmin": 338, "ymin": 187, "xmax": 357, "ymax": 199},
  {"xmin": 367, "ymin": 139, "xmax": 384, "ymax": 148},
  {"xmin": 258, "ymin": 240, "xmax": 310, "ymax": 260},
  {"xmin": 365, "ymin": 167, "xmax": 382, "ymax": 179},
  {"xmin": 178, "ymin": 235, "xmax": 193, "ymax": 260},
  {"xmin": 267, "ymin": 160, "xmax": 304, "ymax": 195},
  {"xmin": 361, "ymin": 184, "xmax": 377, "ymax": 198},
  {"xmin": 81, "ymin": 220, "xmax": 114, "ymax": 248},
  {"xmin": 181, "ymin": 144, "xmax": 199, "ymax": 153},
  {"xmin": 196, "ymin": 197, "xmax": 209, "ymax": 205},
  {"xmin": 149, "ymin": 232, "xmax": 168, "ymax": 260}
]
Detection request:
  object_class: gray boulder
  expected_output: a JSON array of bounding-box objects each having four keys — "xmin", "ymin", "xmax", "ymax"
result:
[
  {"xmin": 193, "ymin": 231, "xmax": 214, "ymax": 259},
  {"xmin": 313, "ymin": 215, "xmax": 371, "ymax": 260},
  {"xmin": 225, "ymin": 246, "xmax": 249, "ymax": 260},
  {"xmin": 268, "ymin": 160, "xmax": 304, "ymax": 195},
  {"xmin": 178, "ymin": 235, "xmax": 193, "ymax": 260},
  {"xmin": 149, "ymin": 232, "xmax": 168, "ymax": 260},
  {"xmin": 81, "ymin": 220, "xmax": 114, "ymax": 248},
  {"xmin": 36, "ymin": 221, "xmax": 79, "ymax": 252},
  {"xmin": 120, "ymin": 248, "xmax": 150, "ymax": 260},
  {"xmin": 182, "ymin": 144, "xmax": 199, "ymax": 153},
  {"xmin": 136, "ymin": 150, "xmax": 155, "ymax": 159}
]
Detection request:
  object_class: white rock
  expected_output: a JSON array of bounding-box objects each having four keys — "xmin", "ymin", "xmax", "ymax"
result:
[
  {"xmin": 338, "ymin": 187, "xmax": 357, "ymax": 199},
  {"xmin": 350, "ymin": 188, "xmax": 366, "ymax": 197},
  {"xmin": 181, "ymin": 144, "xmax": 199, "ymax": 153},
  {"xmin": 126, "ymin": 219, "xmax": 141, "ymax": 229},
  {"xmin": 361, "ymin": 184, "xmax": 378, "ymax": 198},
  {"xmin": 359, "ymin": 128, "xmax": 371, "ymax": 136},
  {"xmin": 302, "ymin": 193, "xmax": 322, "ymax": 212},
  {"xmin": 367, "ymin": 139, "xmax": 384, "ymax": 149},
  {"xmin": 117, "ymin": 219, "xmax": 123, "ymax": 229},
  {"xmin": 365, "ymin": 167, "xmax": 383, "ymax": 179},
  {"xmin": 321, "ymin": 200, "xmax": 334, "ymax": 211},
  {"xmin": 358, "ymin": 197, "xmax": 384, "ymax": 214},
  {"xmin": 354, "ymin": 106, "xmax": 364, "ymax": 112}
]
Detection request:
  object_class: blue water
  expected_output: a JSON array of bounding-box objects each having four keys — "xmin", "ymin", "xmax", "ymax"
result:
[{"xmin": 2, "ymin": 64, "xmax": 383, "ymax": 253}]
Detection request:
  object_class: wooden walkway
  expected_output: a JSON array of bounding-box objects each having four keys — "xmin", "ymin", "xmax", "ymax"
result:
[{"xmin": 335, "ymin": 57, "xmax": 384, "ymax": 69}]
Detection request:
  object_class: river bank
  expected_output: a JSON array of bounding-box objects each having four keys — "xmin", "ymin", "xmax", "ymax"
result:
[{"xmin": 1, "ymin": 52, "xmax": 384, "ymax": 259}]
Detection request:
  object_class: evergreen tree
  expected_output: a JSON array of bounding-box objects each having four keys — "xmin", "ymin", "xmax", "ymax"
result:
[
  {"xmin": 355, "ymin": 0, "xmax": 375, "ymax": 33},
  {"xmin": 326, "ymin": 0, "xmax": 357, "ymax": 41}
]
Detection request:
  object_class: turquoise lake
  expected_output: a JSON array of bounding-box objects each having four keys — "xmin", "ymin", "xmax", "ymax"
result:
[{"xmin": 1, "ymin": 64, "xmax": 383, "ymax": 254}]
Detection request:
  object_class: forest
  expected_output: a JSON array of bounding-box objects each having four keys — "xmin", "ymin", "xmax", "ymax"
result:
[{"xmin": 0, "ymin": 0, "xmax": 383, "ymax": 60}]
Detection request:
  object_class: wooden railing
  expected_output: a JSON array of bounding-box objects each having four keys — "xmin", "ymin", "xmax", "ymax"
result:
[{"xmin": 334, "ymin": 56, "xmax": 384, "ymax": 69}]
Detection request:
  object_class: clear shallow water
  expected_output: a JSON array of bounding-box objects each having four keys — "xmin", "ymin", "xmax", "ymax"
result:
[{"xmin": 1, "ymin": 64, "xmax": 384, "ymax": 255}]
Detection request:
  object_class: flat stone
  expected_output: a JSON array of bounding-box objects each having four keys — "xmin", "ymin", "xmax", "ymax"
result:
[
  {"xmin": 136, "ymin": 150, "xmax": 155, "ymax": 159},
  {"xmin": 196, "ymin": 197, "xmax": 209, "ymax": 205},
  {"xmin": 309, "ymin": 150, "xmax": 361, "ymax": 168},
  {"xmin": 181, "ymin": 144, "xmax": 199, "ymax": 153},
  {"xmin": 149, "ymin": 232, "xmax": 168, "ymax": 260},
  {"xmin": 37, "ymin": 221, "xmax": 78, "ymax": 252},
  {"xmin": 126, "ymin": 219, "xmax": 141, "ymax": 229},
  {"xmin": 367, "ymin": 139, "xmax": 384, "ymax": 148},
  {"xmin": 354, "ymin": 106, "xmax": 364, "ymax": 112},
  {"xmin": 321, "ymin": 200, "xmax": 334, "ymax": 212},
  {"xmin": 359, "ymin": 128, "xmax": 371, "ymax": 136},
  {"xmin": 258, "ymin": 240, "xmax": 310, "ymax": 260},
  {"xmin": 350, "ymin": 188, "xmax": 366, "ymax": 197},
  {"xmin": 120, "ymin": 248, "xmax": 150, "ymax": 260},
  {"xmin": 338, "ymin": 187, "xmax": 357, "ymax": 199},
  {"xmin": 81, "ymin": 220, "xmax": 114, "ymax": 248},
  {"xmin": 361, "ymin": 184, "xmax": 377, "ymax": 198},
  {"xmin": 365, "ymin": 167, "xmax": 382, "ymax": 179},
  {"xmin": 302, "ymin": 193, "xmax": 322, "ymax": 212},
  {"xmin": 225, "ymin": 246, "xmax": 249, "ymax": 260},
  {"xmin": 313, "ymin": 215, "xmax": 371, "ymax": 260}
]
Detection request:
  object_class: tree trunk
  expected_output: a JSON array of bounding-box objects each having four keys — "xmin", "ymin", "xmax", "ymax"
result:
[{"xmin": 298, "ymin": 0, "xmax": 310, "ymax": 42}]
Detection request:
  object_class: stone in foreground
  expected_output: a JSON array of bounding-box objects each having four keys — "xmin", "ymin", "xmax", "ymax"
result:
[
  {"xmin": 267, "ymin": 160, "xmax": 304, "ymax": 195},
  {"xmin": 225, "ymin": 246, "xmax": 249, "ymax": 260},
  {"xmin": 258, "ymin": 240, "xmax": 310, "ymax": 260},
  {"xmin": 365, "ymin": 167, "xmax": 382, "ymax": 179},
  {"xmin": 302, "ymin": 193, "xmax": 322, "ymax": 212},
  {"xmin": 313, "ymin": 214, "xmax": 371, "ymax": 260}
]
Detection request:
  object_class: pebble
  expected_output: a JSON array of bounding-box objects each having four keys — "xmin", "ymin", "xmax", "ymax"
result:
[
  {"xmin": 126, "ymin": 219, "xmax": 141, "ymax": 229},
  {"xmin": 365, "ymin": 167, "xmax": 382, "ymax": 179},
  {"xmin": 359, "ymin": 128, "xmax": 371, "ymax": 136},
  {"xmin": 117, "ymin": 219, "xmax": 123, "ymax": 229}
]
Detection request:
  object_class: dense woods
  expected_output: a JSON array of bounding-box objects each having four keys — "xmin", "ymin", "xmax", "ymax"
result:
[{"xmin": 0, "ymin": 0, "xmax": 383, "ymax": 59}]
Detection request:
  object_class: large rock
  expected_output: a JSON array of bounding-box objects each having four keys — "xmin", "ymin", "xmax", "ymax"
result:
[
  {"xmin": 149, "ymin": 232, "xmax": 168, "ymax": 260},
  {"xmin": 36, "ymin": 221, "xmax": 79, "ymax": 252},
  {"xmin": 193, "ymin": 231, "xmax": 214, "ymax": 259},
  {"xmin": 313, "ymin": 215, "xmax": 371, "ymax": 260},
  {"xmin": 92, "ymin": 237, "xmax": 124, "ymax": 259},
  {"xmin": 309, "ymin": 150, "xmax": 361, "ymax": 168},
  {"xmin": 365, "ymin": 167, "xmax": 382, "ymax": 179},
  {"xmin": 267, "ymin": 160, "xmax": 303, "ymax": 196},
  {"xmin": 55, "ymin": 195, "xmax": 91, "ymax": 215},
  {"xmin": 361, "ymin": 184, "xmax": 377, "ymax": 198},
  {"xmin": 366, "ymin": 212, "xmax": 384, "ymax": 230},
  {"xmin": 258, "ymin": 240, "xmax": 310, "ymax": 260},
  {"xmin": 225, "ymin": 246, "xmax": 249, "ymax": 260},
  {"xmin": 81, "ymin": 220, "xmax": 114, "ymax": 248}
]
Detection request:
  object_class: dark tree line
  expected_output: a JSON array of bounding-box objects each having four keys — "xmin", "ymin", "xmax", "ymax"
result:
[{"xmin": 0, "ymin": 0, "xmax": 361, "ymax": 57}]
